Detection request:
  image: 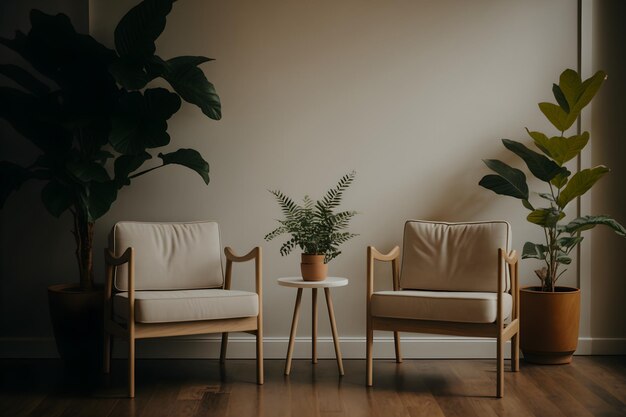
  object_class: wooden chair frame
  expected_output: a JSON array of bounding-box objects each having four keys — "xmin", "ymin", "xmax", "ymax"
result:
[
  {"xmin": 104, "ymin": 246, "xmax": 263, "ymax": 398},
  {"xmin": 366, "ymin": 245, "xmax": 519, "ymax": 398}
]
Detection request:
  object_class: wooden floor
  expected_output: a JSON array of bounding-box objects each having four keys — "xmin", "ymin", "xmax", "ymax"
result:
[{"xmin": 1, "ymin": 357, "xmax": 625, "ymax": 417}]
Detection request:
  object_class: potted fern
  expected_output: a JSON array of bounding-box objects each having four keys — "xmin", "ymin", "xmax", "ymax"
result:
[
  {"xmin": 265, "ymin": 171, "xmax": 358, "ymax": 281},
  {"xmin": 479, "ymin": 69, "xmax": 626, "ymax": 364}
]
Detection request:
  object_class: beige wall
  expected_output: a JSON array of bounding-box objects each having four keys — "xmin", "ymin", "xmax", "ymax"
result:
[
  {"xmin": 590, "ymin": 0, "xmax": 626, "ymax": 341},
  {"xmin": 10, "ymin": 0, "xmax": 618, "ymax": 357}
]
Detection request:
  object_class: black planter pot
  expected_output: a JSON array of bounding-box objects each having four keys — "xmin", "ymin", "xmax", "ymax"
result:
[{"xmin": 48, "ymin": 283, "xmax": 104, "ymax": 371}]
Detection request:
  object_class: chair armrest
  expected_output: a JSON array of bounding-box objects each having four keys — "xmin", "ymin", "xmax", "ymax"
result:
[
  {"xmin": 104, "ymin": 247, "xmax": 135, "ymax": 327},
  {"xmin": 498, "ymin": 248, "xmax": 519, "ymax": 327},
  {"xmin": 224, "ymin": 247, "xmax": 263, "ymax": 297},
  {"xmin": 367, "ymin": 246, "xmax": 401, "ymax": 299}
]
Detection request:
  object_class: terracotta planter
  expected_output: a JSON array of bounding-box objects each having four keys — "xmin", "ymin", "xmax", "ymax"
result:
[
  {"xmin": 48, "ymin": 283, "xmax": 104, "ymax": 370},
  {"xmin": 300, "ymin": 254, "xmax": 328, "ymax": 281},
  {"xmin": 520, "ymin": 286, "xmax": 580, "ymax": 364}
]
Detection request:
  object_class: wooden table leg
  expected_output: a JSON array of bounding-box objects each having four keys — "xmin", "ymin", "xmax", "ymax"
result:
[
  {"xmin": 324, "ymin": 287, "xmax": 344, "ymax": 376},
  {"xmin": 312, "ymin": 288, "xmax": 318, "ymax": 364},
  {"xmin": 285, "ymin": 288, "xmax": 303, "ymax": 375}
]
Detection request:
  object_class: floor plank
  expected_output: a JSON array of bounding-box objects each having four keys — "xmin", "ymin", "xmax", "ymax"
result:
[{"xmin": 1, "ymin": 357, "xmax": 626, "ymax": 417}]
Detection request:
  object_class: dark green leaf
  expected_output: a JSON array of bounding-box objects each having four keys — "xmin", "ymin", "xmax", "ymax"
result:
[
  {"xmin": 557, "ymin": 236, "xmax": 584, "ymax": 250},
  {"xmin": 109, "ymin": 88, "xmax": 181, "ymax": 154},
  {"xmin": 0, "ymin": 64, "xmax": 49, "ymax": 96},
  {"xmin": 522, "ymin": 241, "xmax": 547, "ymax": 260},
  {"xmin": 114, "ymin": 152, "xmax": 152, "ymax": 187},
  {"xmin": 522, "ymin": 199, "xmax": 534, "ymax": 210},
  {"xmin": 556, "ymin": 252, "xmax": 572, "ymax": 265},
  {"xmin": 162, "ymin": 56, "xmax": 221, "ymax": 120},
  {"xmin": 114, "ymin": 0, "xmax": 174, "ymax": 59},
  {"xmin": 552, "ymin": 83, "xmax": 569, "ymax": 113},
  {"xmin": 158, "ymin": 148, "xmax": 209, "ymax": 184},
  {"xmin": 557, "ymin": 166, "xmax": 610, "ymax": 208},
  {"xmin": 88, "ymin": 181, "xmax": 117, "ymax": 220},
  {"xmin": 538, "ymin": 192, "xmax": 555, "ymax": 202},
  {"xmin": 66, "ymin": 161, "xmax": 110, "ymax": 183},
  {"xmin": 564, "ymin": 215, "xmax": 626, "ymax": 237},
  {"xmin": 551, "ymin": 170, "xmax": 570, "ymax": 189},
  {"xmin": 527, "ymin": 208, "xmax": 565, "ymax": 227},
  {"xmin": 479, "ymin": 159, "xmax": 528, "ymax": 200},
  {"xmin": 108, "ymin": 56, "xmax": 155, "ymax": 90},
  {"xmin": 502, "ymin": 139, "xmax": 566, "ymax": 182},
  {"xmin": 41, "ymin": 180, "xmax": 73, "ymax": 217}
]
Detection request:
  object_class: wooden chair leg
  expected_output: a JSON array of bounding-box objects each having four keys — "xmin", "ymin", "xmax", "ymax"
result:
[
  {"xmin": 512, "ymin": 333, "xmax": 520, "ymax": 372},
  {"xmin": 496, "ymin": 333, "xmax": 504, "ymax": 398},
  {"xmin": 366, "ymin": 323, "xmax": 373, "ymax": 386},
  {"xmin": 103, "ymin": 331, "xmax": 111, "ymax": 374},
  {"xmin": 129, "ymin": 336, "xmax": 135, "ymax": 398},
  {"xmin": 256, "ymin": 324, "xmax": 265, "ymax": 385},
  {"xmin": 220, "ymin": 332, "xmax": 229, "ymax": 364},
  {"xmin": 394, "ymin": 331, "xmax": 402, "ymax": 363}
]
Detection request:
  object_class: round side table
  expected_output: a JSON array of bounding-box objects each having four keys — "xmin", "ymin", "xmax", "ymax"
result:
[{"xmin": 277, "ymin": 277, "xmax": 348, "ymax": 376}]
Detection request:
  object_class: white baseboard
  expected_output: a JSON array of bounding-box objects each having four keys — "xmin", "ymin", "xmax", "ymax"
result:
[{"xmin": 1, "ymin": 335, "xmax": 625, "ymax": 359}]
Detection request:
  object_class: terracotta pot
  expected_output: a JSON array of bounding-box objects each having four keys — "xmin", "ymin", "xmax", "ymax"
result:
[
  {"xmin": 300, "ymin": 254, "xmax": 328, "ymax": 281},
  {"xmin": 520, "ymin": 286, "xmax": 580, "ymax": 364},
  {"xmin": 48, "ymin": 283, "xmax": 104, "ymax": 370}
]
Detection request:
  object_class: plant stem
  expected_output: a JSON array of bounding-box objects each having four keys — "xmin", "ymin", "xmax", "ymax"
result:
[{"xmin": 73, "ymin": 208, "xmax": 94, "ymax": 290}]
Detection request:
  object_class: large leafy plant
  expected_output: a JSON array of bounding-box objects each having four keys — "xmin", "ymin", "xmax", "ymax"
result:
[
  {"xmin": 265, "ymin": 171, "xmax": 358, "ymax": 263},
  {"xmin": 0, "ymin": 0, "xmax": 221, "ymax": 290},
  {"xmin": 479, "ymin": 69, "xmax": 626, "ymax": 292}
]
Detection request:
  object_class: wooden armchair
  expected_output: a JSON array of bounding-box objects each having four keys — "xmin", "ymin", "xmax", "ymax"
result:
[
  {"xmin": 103, "ymin": 221, "xmax": 263, "ymax": 398},
  {"xmin": 366, "ymin": 220, "xmax": 519, "ymax": 398}
]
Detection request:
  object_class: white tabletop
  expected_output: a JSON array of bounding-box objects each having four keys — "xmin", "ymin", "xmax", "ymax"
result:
[{"xmin": 277, "ymin": 277, "xmax": 348, "ymax": 288}]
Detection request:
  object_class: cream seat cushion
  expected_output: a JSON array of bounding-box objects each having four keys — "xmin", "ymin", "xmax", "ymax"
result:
[
  {"xmin": 371, "ymin": 290, "xmax": 512, "ymax": 324},
  {"xmin": 114, "ymin": 289, "xmax": 259, "ymax": 324}
]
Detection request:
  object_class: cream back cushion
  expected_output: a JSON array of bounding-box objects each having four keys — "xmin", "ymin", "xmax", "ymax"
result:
[
  {"xmin": 110, "ymin": 221, "xmax": 224, "ymax": 291},
  {"xmin": 400, "ymin": 220, "xmax": 511, "ymax": 292}
]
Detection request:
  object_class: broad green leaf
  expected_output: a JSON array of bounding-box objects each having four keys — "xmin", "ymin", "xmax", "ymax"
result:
[
  {"xmin": 109, "ymin": 88, "xmax": 181, "ymax": 154},
  {"xmin": 108, "ymin": 56, "xmax": 154, "ymax": 90},
  {"xmin": 502, "ymin": 139, "xmax": 565, "ymax": 181},
  {"xmin": 114, "ymin": 0, "xmax": 174, "ymax": 58},
  {"xmin": 66, "ymin": 161, "xmax": 110, "ymax": 183},
  {"xmin": 158, "ymin": 148, "xmax": 209, "ymax": 184},
  {"xmin": 572, "ymin": 70, "xmax": 606, "ymax": 113},
  {"xmin": 538, "ymin": 102, "xmax": 577, "ymax": 132},
  {"xmin": 522, "ymin": 242, "xmax": 547, "ymax": 260},
  {"xmin": 564, "ymin": 215, "xmax": 626, "ymax": 237},
  {"xmin": 552, "ymin": 83, "xmax": 569, "ymax": 113},
  {"xmin": 551, "ymin": 170, "xmax": 570, "ymax": 189},
  {"xmin": 162, "ymin": 56, "xmax": 221, "ymax": 120},
  {"xmin": 557, "ymin": 236, "xmax": 584, "ymax": 250},
  {"xmin": 88, "ymin": 181, "xmax": 117, "ymax": 220},
  {"xmin": 527, "ymin": 208, "xmax": 565, "ymax": 227},
  {"xmin": 114, "ymin": 152, "xmax": 152, "ymax": 187},
  {"xmin": 556, "ymin": 252, "xmax": 572, "ymax": 265},
  {"xmin": 557, "ymin": 166, "xmax": 610, "ymax": 208},
  {"xmin": 41, "ymin": 180, "xmax": 73, "ymax": 217},
  {"xmin": 479, "ymin": 159, "xmax": 528, "ymax": 200},
  {"xmin": 0, "ymin": 64, "xmax": 49, "ymax": 96},
  {"xmin": 527, "ymin": 129, "xmax": 589, "ymax": 166},
  {"xmin": 559, "ymin": 69, "xmax": 582, "ymax": 110}
]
